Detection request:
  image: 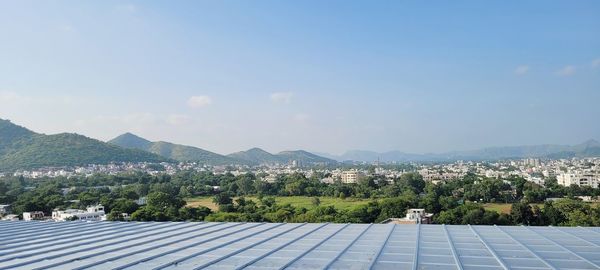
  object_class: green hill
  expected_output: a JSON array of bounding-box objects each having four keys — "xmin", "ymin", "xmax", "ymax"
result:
[
  {"xmin": 228, "ymin": 148, "xmax": 282, "ymax": 164},
  {"xmin": 0, "ymin": 119, "xmax": 168, "ymax": 171},
  {"xmin": 228, "ymin": 148, "xmax": 337, "ymax": 166},
  {"xmin": 109, "ymin": 133, "xmax": 240, "ymax": 165},
  {"xmin": 277, "ymin": 150, "xmax": 337, "ymax": 165}
]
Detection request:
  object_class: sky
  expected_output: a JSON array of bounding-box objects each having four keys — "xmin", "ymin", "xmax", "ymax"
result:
[{"xmin": 0, "ymin": 1, "xmax": 599, "ymax": 155}]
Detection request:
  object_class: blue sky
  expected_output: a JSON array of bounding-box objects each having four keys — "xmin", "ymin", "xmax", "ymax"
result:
[{"xmin": 0, "ymin": 1, "xmax": 599, "ymax": 155}]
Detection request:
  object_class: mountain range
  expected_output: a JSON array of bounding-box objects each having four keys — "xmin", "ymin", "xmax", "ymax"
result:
[
  {"xmin": 0, "ymin": 119, "xmax": 168, "ymax": 171},
  {"xmin": 320, "ymin": 140, "xmax": 600, "ymax": 163},
  {"xmin": 108, "ymin": 133, "xmax": 239, "ymax": 165},
  {"xmin": 227, "ymin": 148, "xmax": 335, "ymax": 166},
  {"xmin": 1, "ymin": 118, "xmax": 599, "ymax": 171},
  {"xmin": 109, "ymin": 134, "xmax": 337, "ymax": 166},
  {"xmin": 0, "ymin": 119, "xmax": 338, "ymax": 171}
]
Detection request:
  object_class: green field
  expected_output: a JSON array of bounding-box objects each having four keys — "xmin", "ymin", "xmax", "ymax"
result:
[
  {"xmin": 185, "ymin": 196, "xmax": 372, "ymax": 211},
  {"xmin": 186, "ymin": 197, "xmax": 220, "ymax": 211},
  {"xmin": 483, "ymin": 203, "xmax": 546, "ymax": 214},
  {"xmin": 482, "ymin": 203, "xmax": 513, "ymax": 214}
]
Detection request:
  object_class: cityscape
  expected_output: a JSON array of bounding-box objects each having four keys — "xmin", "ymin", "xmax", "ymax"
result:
[
  {"xmin": 6, "ymin": 157, "xmax": 600, "ymax": 190},
  {"xmin": 1, "ymin": 1, "xmax": 600, "ymax": 269}
]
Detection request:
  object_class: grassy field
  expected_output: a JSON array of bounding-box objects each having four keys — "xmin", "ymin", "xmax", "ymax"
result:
[
  {"xmin": 185, "ymin": 197, "xmax": 219, "ymax": 211},
  {"xmin": 185, "ymin": 196, "xmax": 372, "ymax": 211},
  {"xmin": 482, "ymin": 203, "xmax": 513, "ymax": 214},
  {"xmin": 483, "ymin": 203, "xmax": 546, "ymax": 214},
  {"xmin": 189, "ymin": 198, "xmax": 597, "ymax": 214},
  {"xmin": 266, "ymin": 196, "xmax": 372, "ymax": 210}
]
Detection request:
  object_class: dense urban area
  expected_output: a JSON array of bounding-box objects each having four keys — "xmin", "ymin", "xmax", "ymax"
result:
[{"xmin": 1, "ymin": 157, "xmax": 599, "ymax": 226}]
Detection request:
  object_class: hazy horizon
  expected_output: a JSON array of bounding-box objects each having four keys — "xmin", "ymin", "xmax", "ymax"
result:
[
  {"xmin": 3, "ymin": 117, "xmax": 598, "ymax": 157},
  {"xmin": 1, "ymin": 1, "xmax": 599, "ymax": 155}
]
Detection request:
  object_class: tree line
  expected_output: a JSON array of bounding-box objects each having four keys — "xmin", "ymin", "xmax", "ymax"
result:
[{"xmin": 1, "ymin": 170, "xmax": 600, "ymax": 226}]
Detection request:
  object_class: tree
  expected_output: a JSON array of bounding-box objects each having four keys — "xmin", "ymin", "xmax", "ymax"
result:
[
  {"xmin": 540, "ymin": 201, "xmax": 563, "ymax": 226},
  {"xmin": 111, "ymin": 198, "xmax": 139, "ymax": 214},
  {"xmin": 311, "ymin": 197, "xmax": 321, "ymax": 207},
  {"xmin": 212, "ymin": 192, "xmax": 233, "ymax": 206},
  {"xmin": 179, "ymin": 206, "xmax": 212, "ymax": 221},
  {"xmin": 510, "ymin": 202, "xmax": 535, "ymax": 225},
  {"xmin": 397, "ymin": 173, "xmax": 426, "ymax": 193},
  {"xmin": 147, "ymin": 192, "xmax": 185, "ymax": 209},
  {"xmin": 107, "ymin": 211, "xmax": 125, "ymax": 221},
  {"xmin": 377, "ymin": 192, "xmax": 416, "ymax": 222},
  {"xmin": 260, "ymin": 196, "xmax": 276, "ymax": 208}
]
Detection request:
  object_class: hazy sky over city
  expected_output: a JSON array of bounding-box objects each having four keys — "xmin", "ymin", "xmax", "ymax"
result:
[{"xmin": 0, "ymin": 1, "xmax": 599, "ymax": 155}]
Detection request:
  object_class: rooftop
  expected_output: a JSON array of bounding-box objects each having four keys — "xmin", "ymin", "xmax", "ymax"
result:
[{"xmin": 0, "ymin": 221, "xmax": 599, "ymax": 269}]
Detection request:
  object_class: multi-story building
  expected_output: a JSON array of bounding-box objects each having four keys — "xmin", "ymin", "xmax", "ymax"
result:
[
  {"xmin": 23, "ymin": 211, "xmax": 45, "ymax": 221},
  {"xmin": 52, "ymin": 205, "xmax": 106, "ymax": 221},
  {"xmin": 557, "ymin": 172, "xmax": 599, "ymax": 188},
  {"xmin": 340, "ymin": 170, "xmax": 363, "ymax": 184}
]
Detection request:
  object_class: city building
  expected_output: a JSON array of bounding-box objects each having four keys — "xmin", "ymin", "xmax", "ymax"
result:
[
  {"xmin": 382, "ymin": 208, "xmax": 433, "ymax": 224},
  {"xmin": 136, "ymin": 197, "xmax": 147, "ymax": 205},
  {"xmin": 52, "ymin": 204, "xmax": 106, "ymax": 221},
  {"xmin": 557, "ymin": 172, "xmax": 599, "ymax": 188},
  {"xmin": 523, "ymin": 158, "xmax": 541, "ymax": 167},
  {"xmin": 23, "ymin": 211, "xmax": 45, "ymax": 221},
  {"xmin": 1, "ymin": 214, "xmax": 18, "ymax": 221},
  {"xmin": 340, "ymin": 170, "xmax": 363, "ymax": 184}
]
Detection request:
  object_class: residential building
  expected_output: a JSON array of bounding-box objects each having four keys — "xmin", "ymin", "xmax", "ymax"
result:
[
  {"xmin": 23, "ymin": 211, "xmax": 45, "ymax": 221},
  {"xmin": 382, "ymin": 208, "xmax": 433, "ymax": 224},
  {"xmin": 52, "ymin": 204, "xmax": 106, "ymax": 221},
  {"xmin": 340, "ymin": 170, "xmax": 363, "ymax": 184},
  {"xmin": 557, "ymin": 172, "xmax": 599, "ymax": 188},
  {"xmin": 1, "ymin": 214, "xmax": 18, "ymax": 221},
  {"xmin": 136, "ymin": 197, "xmax": 147, "ymax": 205}
]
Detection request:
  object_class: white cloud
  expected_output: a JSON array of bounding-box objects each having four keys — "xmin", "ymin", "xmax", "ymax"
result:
[
  {"xmin": 592, "ymin": 58, "xmax": 600, "ymax": 68},
  {"xmin": 187, "ymin": 96, "xmax": 213, "ymax": 108},
  {"xmin": 270, "ymin": 92, "xmax": 293, "ymax": 104},
  {"xmin": 556, "ymin": 65, "xmax": 576, "ymax": 76},
  {"xmin": 514, "ymin": 65, "xmax": 530, "ymax": 75}
]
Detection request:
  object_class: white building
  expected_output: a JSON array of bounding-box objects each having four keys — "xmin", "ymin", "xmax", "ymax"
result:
[
  {"xmin": 1, "ymin": 214, "xmax": 18, "ymax": 221},
  {"xmin": 23, "ymin": 211, "xmax": 45, "ymax": 221},
  {"xmin": 340, "ymin": 170, "xmax": 363, "ymax": 184},
  {"xmin": 382, "ymin": 209, "xmax": 433, "ymax": 224},
  {"xmin": 0, "ymin": 204, "xmax": 11, "ymax": 215},
  {"xmin": 557, "ymin": 172, "xmax": 599, "ymax": 188},
  {"xmin": 52, "ymin": 205, "xmax": 106, "ymax": 221},
  {"xmin": 136, "ymin": 197, "xmax": 147, "ymax": 205},
  {"xmin": 261, "ymin": 175, "xmax": 277, "ymax": 183},
  {"xmin": 320, "ymin": 177, "xmax": 335, "ymax": 184}
]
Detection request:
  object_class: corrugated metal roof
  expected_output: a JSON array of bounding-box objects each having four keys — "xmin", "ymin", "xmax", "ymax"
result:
[{"xmin": 0, "ymin": 221, "xmax": 599, "ymax": 269}]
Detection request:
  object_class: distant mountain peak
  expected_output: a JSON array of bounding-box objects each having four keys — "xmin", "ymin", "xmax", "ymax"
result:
[
  {"xmin": 581, "ymin": 139, "xmax": 600, "ymax": 146},
  {"xmin": 246, "ymin": 147, "xmax": 270, "ymax": 153},
  {"xmin": 0, "ymin": 118, "xmax": 34, "ymax": 133},
  {"xmin": 0, "ymin": 118, "xmax": 37, "ymax": 156},
  {"xmin": 0, "ymin": 119, "xmax": 167, "ymax": 171},
  {"xmin": 228, "ymin": 148, "xmax": 336, "ymax": 165},
  {"xmin": 109, "ymin": 132, "xmax": 152, "ymax": 150},
  {"xmin": 109, "ymin": 134, "xmax": 237, "ymax": 165},
  {"xmin": 115, "ymin": 132, "xmax": 151, "ymax": 142}
]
